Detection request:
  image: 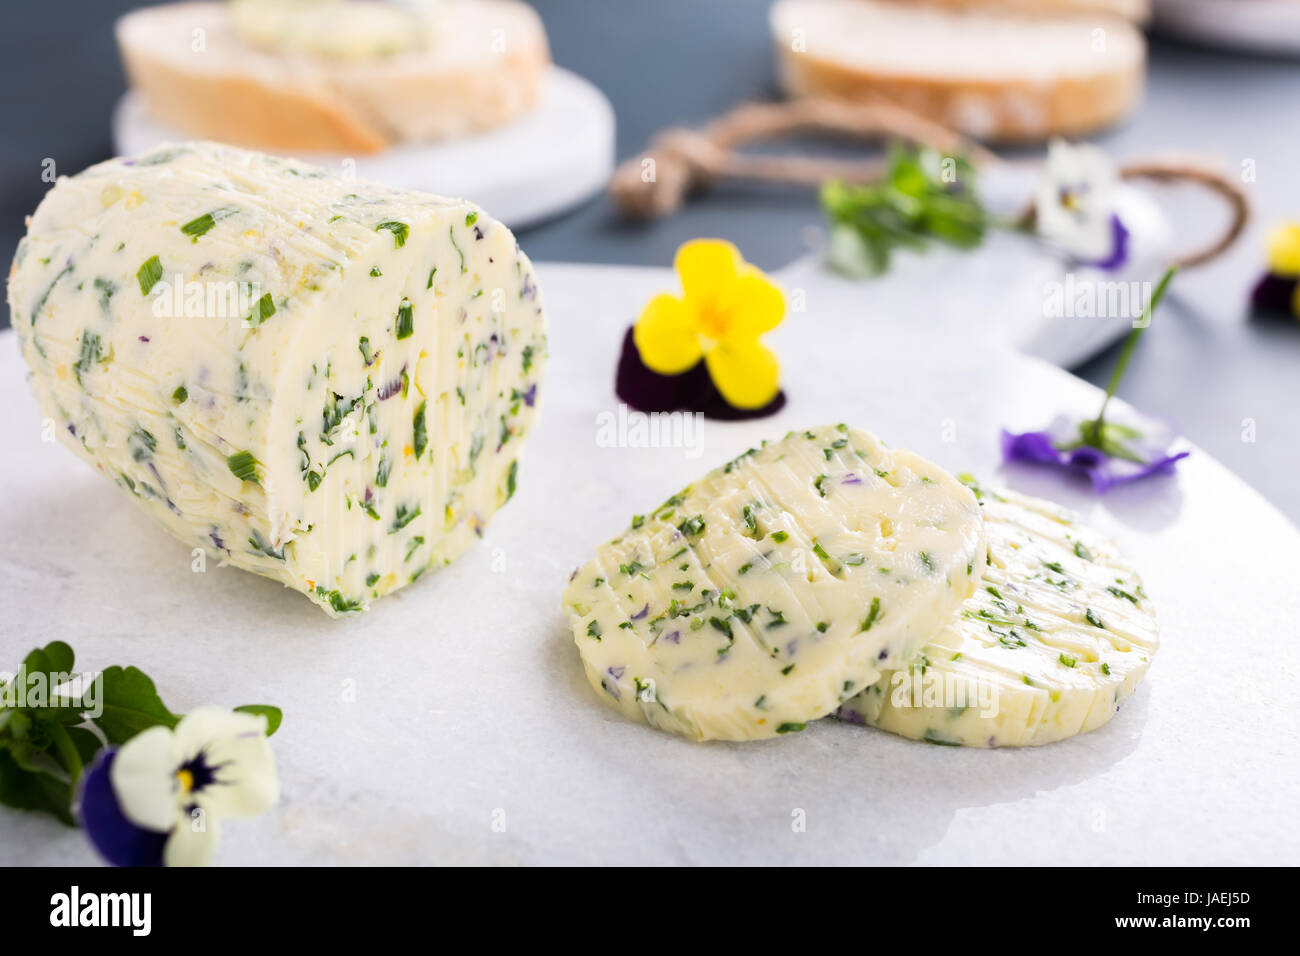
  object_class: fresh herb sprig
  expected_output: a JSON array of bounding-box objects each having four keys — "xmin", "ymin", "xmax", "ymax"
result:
[
  {"xmin": 822, "ymin": 146, "xmax": 988, "ymax": 277},
  {"xmin": 1067, "ymin": 267, "xmax": 1178, "ymax": 460},
  {"xmin": 0, "ymin": 641, "xmax": 279, "ymax": 826}
]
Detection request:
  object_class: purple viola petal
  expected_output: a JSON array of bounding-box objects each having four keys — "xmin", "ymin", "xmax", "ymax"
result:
[
  {"xmin": 841, "ymin": 473, "xmax": 863, "ymax": 485},
  {"xmin": 607, "ymin": 666, "xmax": 626, "ymax": 680},
  {"xmin": 1250, "ymin": 273, "xmax": 1299, "ymax": 317},
  {"xmin": 148, "ymin": 463, "xmax": 181, "ymax": 515},
  {"xmin": 377, "ymin": 365, "xmax": 407, "ymax": 401},
  {"xmin": 600, "ymin": 676, "xmax": 621, "ymax": 701},
  {"xmin": 836, "ymin": 706, "xmax": 867, "ymax": 726},
  {"xmin": 663, "ymin": 630, "xmax": 681, "ymax": 644},
  {"xmin": 78, "ymin": 748, "xmax": 169, "ymax": 868},
  {"xmin": 1000, "ymin": 429, "xmax": 1063, "ymax": 468},
  {"xmin": 614, "ymin": 327, "xmax": 785, "ymax": 421},
  {"xmin": 521, "ymin": 383, "xmax": 537, "ymax": 407},
  {"xmin": 631, "ymin": 603, "xmax": 649, "ymax": 620},
  {"xmin": 1001, "ymin": 415, "xmax": 1189, "ymax": 493},
  {"xmin": 1082, "ymin": 214, "xmax": 1131, "ymax": 272}
]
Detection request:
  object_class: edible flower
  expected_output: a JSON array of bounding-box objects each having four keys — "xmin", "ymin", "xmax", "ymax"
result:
[
  {"xmin": 1250, "ymin": 222, "xmax": 1300, "ymax": 319},
  {"xmin": 1002, "ymin": 267, "xmax": 1188, "ymax": 491},
  {"xmin": 621, "ymin": 239, "xmax": 786, "ymax": 415},
  {"xmin": 1002, "ymin": 413, "xmax": 1189, "ymax": 493},
  {"xmin": 1036, "ymin": 139, "xmax": 1130, "ymax": 271},
  {"xmin": 80, "ymin": 707, "xmax": 278, "ymax": 867}
]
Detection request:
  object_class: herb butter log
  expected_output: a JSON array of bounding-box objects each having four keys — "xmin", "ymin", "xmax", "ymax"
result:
[
  {"xmin": 563, "ymin": 425, "xmax": 987, "ymax": 741},
  {"xmin": 7, "ymin": 142, "xmax": 546, "ymax": 616},
  {"xmin": 839, "ymin": 484, "xmax": 1159, "ymax": 746}
]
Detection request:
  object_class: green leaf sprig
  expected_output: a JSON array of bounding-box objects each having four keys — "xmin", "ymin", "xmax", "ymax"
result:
[
  {"xmin": 0, "ymin": 641, "xmax": 280, "ymax": 826},
  {"xmin": 1068, "ymin": 266, "xmax": 1178, "ymax": 460},
  {"xmin": 821, "ymin": 145, "xmax": 988, "ymax": 278}
]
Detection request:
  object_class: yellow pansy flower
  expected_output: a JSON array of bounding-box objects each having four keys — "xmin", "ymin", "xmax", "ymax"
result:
[
  {"xmin": 1266, "ymin": 222, "xmax": 1300, "ymax": 277},
  {"xmin": 633, "ymin": 239, "xmax": 786, "ymax": 409}
]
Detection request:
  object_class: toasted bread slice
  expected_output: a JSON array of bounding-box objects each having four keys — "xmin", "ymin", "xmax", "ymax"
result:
[
  {"xmin": 772, "ymin": 0, "xmax": 1145, "ymax": 142},
  {"xmin": 116, "ymin": 1, "xmax": 550, "ymax": 155},
  {"xmin": 895, "ymin": 0, "xmax": 1148, "ymax": 20}
]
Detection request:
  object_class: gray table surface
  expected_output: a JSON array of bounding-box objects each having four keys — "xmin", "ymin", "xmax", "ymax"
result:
[{"xmin": 3, "ymin": 0, "xmax": 1297, "ymax": 522}]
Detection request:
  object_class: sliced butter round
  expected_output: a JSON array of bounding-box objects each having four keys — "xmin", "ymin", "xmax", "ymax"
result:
[
  {"xmin": 563, "ymin": 425, "xmax": 986, "ymax": 742},
  {"xmin": 230, "ymin": 0, "xmax": 437, "ymax": 60},
  {"xmin": 839, "ymin": 483, "xmax": 1159, "ymax": 747}
]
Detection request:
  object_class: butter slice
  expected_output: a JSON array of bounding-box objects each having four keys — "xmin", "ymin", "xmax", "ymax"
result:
[
  {"xmin": 839, "ymin": 484, "xmax": 1159, "ymax": 746},
  {"xmin": 564, "ymin": 425, "xmax": 986, "ymax": 741}
]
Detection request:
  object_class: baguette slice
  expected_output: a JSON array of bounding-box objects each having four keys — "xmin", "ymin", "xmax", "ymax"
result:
[
  {"xmin": 772, "ymin": 0, "xmax": 1145, "ymax": 142},
  {"xmin": 894, "ymin": 0, "xmax": 1149, "ymax": 20},
  {"xmin": 116, "ymin": 1, "xmax": 550, "ymax": 155}
]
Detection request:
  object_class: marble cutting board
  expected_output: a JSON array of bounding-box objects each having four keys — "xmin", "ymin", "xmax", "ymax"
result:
[{"xmin": 1, "ymin": 259, "xmax": 1296, "ymax": 866}]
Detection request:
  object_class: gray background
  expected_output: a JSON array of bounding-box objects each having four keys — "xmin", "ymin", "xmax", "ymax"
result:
[{"xmin": 2, "ymin": 1, "xmax": 1297, "ymax": 520}]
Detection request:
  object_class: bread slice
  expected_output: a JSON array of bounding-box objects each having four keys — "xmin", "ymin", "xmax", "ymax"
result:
[
  {"xmin": 896, "ymin": 0, "xmax": 1149, "ymax": 20},
  {"xmin": 116, "ymin": 1, "xmax": 550, "ymax": 155},
  {"xmin": 772, "ymin": 0, "xmax": 1146, "ymax": 142}
]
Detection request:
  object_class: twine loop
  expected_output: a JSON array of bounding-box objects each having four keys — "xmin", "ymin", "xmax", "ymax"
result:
[{"xmin": 610, "ymin": 97, "xmax": 1248, "ymax": 269}]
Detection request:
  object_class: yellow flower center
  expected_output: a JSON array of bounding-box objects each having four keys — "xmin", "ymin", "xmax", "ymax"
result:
[
  {"xmin": 629, "ymin": 238, "xmax": 786, "ymax": 407},
  {"xmin": 694, "ymin": 298, "xmax": 730, "ymax": 341},
  {"xmin": 176, "ymin": 768, "xmax": 195, "ymax": 793}
]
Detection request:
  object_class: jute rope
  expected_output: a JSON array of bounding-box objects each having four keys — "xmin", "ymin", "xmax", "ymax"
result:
[
  {"xmin": 1122, "ymin": 162, "xmax": 1248, "ymax": 268},
  {"xmin": 609, "ymin": 97, "xmax": 996, "ymax": 219},
  {"xmin": 609, "ymin": 98, "xmax": 1249, "ymax": 269}
]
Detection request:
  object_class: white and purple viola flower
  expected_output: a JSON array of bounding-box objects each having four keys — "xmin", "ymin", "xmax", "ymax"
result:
[
  {"xmin": 79, "ymin": 707, "xmax": 278, "ymax": 867},
  {"xmin": 1035, "ymin": 139, "xmax": 1131, "ymax": 271}
]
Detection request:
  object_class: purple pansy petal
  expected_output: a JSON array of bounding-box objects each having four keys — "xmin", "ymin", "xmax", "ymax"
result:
[
  {"xmin": 836, "ymin": 706, "xmax": 866, "ymax": 726},
  {"xmin": 1250, "ymin": 273, "xmax": 1299, "ymax": 317},
  {"xmin": 1000, "ymin": 429, "xmax": 1065, "ymax": 468},
  {"xmin": 1001, "ymin": 422, "xmax": 1189, "ymax": 493},
  {"xmin": 78, "ymin": 748, "xmax": 169, "ymax": 868},
  {"xmin": 1082, "ymin": 214, "xmax": 1131, "ymax": 272},
  {"xmin": 615, "ymin": 328, "xmax": 785, "ymax": 421}
]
